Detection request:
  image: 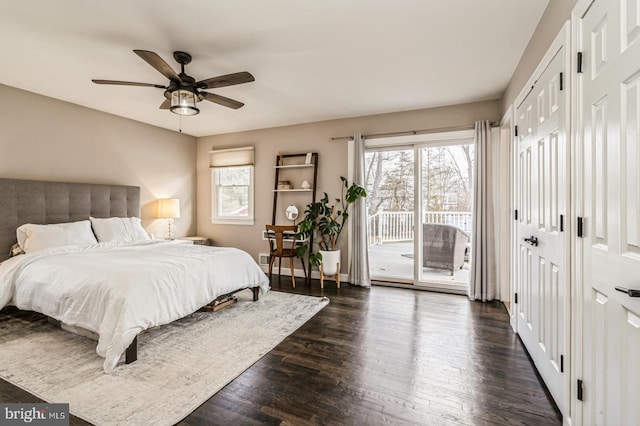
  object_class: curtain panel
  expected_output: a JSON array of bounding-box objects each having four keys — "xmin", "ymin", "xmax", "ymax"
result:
[
  {"xmin": 469, "ymin": 120, "xmax": 497, "ymax": 301},
  {"xmin": 348, "ymin": 133, "xmax": 371, "ymax": 287}
]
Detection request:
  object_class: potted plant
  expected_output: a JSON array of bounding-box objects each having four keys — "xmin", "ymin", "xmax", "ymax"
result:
[{"xmin": 295, "ymin": 176, "xmax": 367, "ymax": 276}]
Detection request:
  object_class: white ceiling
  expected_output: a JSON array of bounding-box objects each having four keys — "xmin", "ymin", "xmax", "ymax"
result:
[{"xmin": 0, "ymin": 1, "xmax": 548, "ymax": 137}]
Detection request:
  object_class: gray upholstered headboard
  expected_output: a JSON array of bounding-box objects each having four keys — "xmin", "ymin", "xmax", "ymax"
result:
[{"xmin": 0, "ymin": 178, "xmax": 140, "ymax": 262}]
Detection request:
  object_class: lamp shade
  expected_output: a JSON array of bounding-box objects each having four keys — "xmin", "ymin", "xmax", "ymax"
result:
[{"xmin": 157, "ymin": 198, "xmax": 181, "ymax": 219}]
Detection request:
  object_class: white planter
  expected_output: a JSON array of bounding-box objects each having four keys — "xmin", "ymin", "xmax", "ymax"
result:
[{"xmin": 319, "ymin": 249, "xmax": 340, "ymax": 276}]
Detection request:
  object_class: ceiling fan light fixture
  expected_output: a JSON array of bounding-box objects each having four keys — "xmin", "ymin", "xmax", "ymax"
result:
[{"xmin": 170, "ymin": 89, "xmax": 199, "ymax": 116}]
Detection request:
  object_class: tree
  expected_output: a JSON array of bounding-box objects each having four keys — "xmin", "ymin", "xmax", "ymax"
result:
[
  {"xmin": 364, "ymin": 149, "xmax": 414, "ymax": 214},
  {"xmin": 364, "ymin": 151, "xmax": 385, "ymax": 216},
  {"xmin": 365, "ymin": 144, "xmax": 474, "ymax": 216}
]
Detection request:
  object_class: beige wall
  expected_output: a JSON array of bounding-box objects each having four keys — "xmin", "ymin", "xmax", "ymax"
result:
[
  {"xmin": 0, "ymin": 84, "xmax": 197, "ymax": 238},
  {"xmin": 197, "ymin": 100, "xmax": 500, "ymax": 271},
  {"xmin": 501, "ymin": 0, "xmax": 578, "ymax": 113}
]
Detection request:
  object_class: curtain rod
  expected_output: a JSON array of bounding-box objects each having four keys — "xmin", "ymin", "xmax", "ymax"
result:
[{"xmin": 330, "ymin": 122, "xmax": 497, "ymax": 141}]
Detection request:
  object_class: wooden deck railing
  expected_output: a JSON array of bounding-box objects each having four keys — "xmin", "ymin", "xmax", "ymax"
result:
[{"xmin": 367, "ymin": 210, "xmax": 472, "ymax": 245}]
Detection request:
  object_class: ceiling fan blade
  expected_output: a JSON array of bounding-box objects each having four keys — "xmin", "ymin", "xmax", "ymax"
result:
[
  {"xmin": 92, "ymin": 79, "xmax": 166, "ymax": 89},
  {"xmin": 200, "ymin": 92, "xmax": 244, "ymax": 109},
  {"xmin": 196, "ymin": 72, "xmax": 255, "ymax": 89},
  {"xmin": 159, "ymin": 99, "xmax": 170, "ymax": 109},
  {"xmin": 133, "ymin": 50, "xmax": 180, "ymax": 81}
]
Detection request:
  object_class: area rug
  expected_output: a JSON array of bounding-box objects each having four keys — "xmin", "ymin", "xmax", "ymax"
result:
[{"xmin": 0, "ymin": 290, "xmax": 329, "ymax": 425}]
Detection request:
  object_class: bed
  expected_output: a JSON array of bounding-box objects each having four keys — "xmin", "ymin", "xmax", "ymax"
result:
[{"xmin": 0, "ymin": 178, "xmax": 270, "ymax": 373}]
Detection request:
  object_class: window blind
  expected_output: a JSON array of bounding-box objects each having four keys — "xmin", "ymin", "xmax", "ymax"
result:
[{"xmin": 209, "ymin": 146, "xmax": 254, "ymax": 168}]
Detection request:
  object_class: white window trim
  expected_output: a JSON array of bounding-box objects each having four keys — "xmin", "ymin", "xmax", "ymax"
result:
[{"xmin": 210, "ymin": 165, "xmax": 255, "ymax": 225}]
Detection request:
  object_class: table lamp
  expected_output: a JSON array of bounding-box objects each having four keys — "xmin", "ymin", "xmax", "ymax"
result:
[{"xmin": 157, "ymin": 198, "xmax": 181, "ymax": 240}]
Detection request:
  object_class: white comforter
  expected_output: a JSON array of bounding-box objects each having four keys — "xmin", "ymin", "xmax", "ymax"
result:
[{"xmin": 0, "ymin": 240, "xmax": 270, "ymax": 372}]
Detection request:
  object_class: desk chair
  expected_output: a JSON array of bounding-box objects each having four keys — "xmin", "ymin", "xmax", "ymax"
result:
[{"xmin": 265, "ymin": 225, "xmax": 306, "ymax": 287}]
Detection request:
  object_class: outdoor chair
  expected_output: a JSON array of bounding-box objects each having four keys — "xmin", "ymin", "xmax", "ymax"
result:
[{"xmin": 422, "ymin": 223, "xmax": 469, "ymax": 275}]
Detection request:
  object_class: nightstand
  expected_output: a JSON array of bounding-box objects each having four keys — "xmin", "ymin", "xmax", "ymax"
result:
[
  {"xmin": 166, "ymin": 239, "xmax": 191, "ymax": 244},
  {"xmin": 177, "ymin": 236, "xmax": 211, "ymax": 246}
]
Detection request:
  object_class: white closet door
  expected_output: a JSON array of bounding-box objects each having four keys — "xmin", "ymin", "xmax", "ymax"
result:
[
  {"xmin": 577, "ymin": 0, "xmax": 640, "ymax": 424},
  {"xmin": 515, "ymin": 42, "xmax": 569, "ymax": 414}
]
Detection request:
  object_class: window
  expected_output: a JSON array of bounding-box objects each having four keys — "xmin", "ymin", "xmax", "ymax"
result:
[{"xmin": 210, "ymin": 147, "xmax": 255, "ymax": 225}]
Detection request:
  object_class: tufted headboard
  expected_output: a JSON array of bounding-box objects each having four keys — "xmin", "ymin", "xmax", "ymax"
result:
[{"xmin": 0, "ymin": 178, "xmax": 140, "ymax": 262}]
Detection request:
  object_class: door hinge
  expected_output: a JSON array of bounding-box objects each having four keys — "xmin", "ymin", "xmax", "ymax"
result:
[
  {"xmin": 514, "ymin": 293, "xmax": 518, "ymax": 304},
  {"xmin": 560, "ymin": 72, "xmax": 564, "ymax": 90},
  {"xmin": 515, "ymin": 209, "xmax": 519, "ymax": 221},
  {"xmin": 515, "ymin": 125, "xmax": 519, "ymax": 137},
  {"xmin": 577, "ymin": 379, "xmax": 584, "ymax": 401},
  {"xmin": 560, "ymin": 214, "xmax": 565, "ymax": 232},
  {"xmin": 577, "ymin": 52, "xmax": 584, "ymax": 73},
  {"xmin": 560, "ymin": 355, "xmax": 564, "ymax": 373},
  {"xmin": 577, "ymin": 217, "xmax": 584, "ymax": 238}
]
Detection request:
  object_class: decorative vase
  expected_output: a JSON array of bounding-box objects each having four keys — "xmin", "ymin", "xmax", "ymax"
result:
[
  {"xmin": 319, "ymin": 249, "xmax": 340, "ymax": 276},
  {"xmin": 301, "ymin": 180, "xmax": 311, "ymax": 190}
]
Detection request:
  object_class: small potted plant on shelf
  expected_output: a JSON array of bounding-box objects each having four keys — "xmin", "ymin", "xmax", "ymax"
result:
[{"xmin": 295, "ymin": 176, "xmax": 367, "ymax": 276}]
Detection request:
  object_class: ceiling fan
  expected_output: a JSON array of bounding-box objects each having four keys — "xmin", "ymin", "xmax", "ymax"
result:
[{"xmin": 92, "ymin": 50, "xmax": 254, "ymax": 116}]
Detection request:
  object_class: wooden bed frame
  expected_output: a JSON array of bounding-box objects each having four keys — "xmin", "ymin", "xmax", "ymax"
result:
[
  {"xmin": 124, "ymin": 287, "xmax": 260, "ymax": 364},
  {"xmin": 0, "ymin": 178, "xmax": 263, "ymax": 367}
]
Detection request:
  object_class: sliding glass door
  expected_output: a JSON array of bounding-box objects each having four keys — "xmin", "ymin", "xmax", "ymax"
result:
[
  {"xmin": 365, "ymin": 148, "xmax": 415, "ymax": 283},
  {"xmin": 365, "ymin": 137, "xmax": 473, "ymax": 293},
  {"xmin": 417, "ymin": 143, "xmax": 473, "ymax": 293}
]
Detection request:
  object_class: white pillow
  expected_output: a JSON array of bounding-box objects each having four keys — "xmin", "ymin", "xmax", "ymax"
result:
[
  {"xmin": 17, "ymin": 220, "xmax": 98, "ymax": 253},
  {"xmin": 89, "ymin": 216, "xmax": 150, "ymax": 243}
]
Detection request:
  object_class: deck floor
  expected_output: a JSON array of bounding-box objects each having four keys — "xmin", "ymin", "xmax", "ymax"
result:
[{"xmin": 369, "ymin": 241, "xmax": 470, "ymax": 287}]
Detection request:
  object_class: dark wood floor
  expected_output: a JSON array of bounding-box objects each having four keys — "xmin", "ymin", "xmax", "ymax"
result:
[{"xmin": 0, "ymin": 278, "xmax": 562, "ymax": 426}]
